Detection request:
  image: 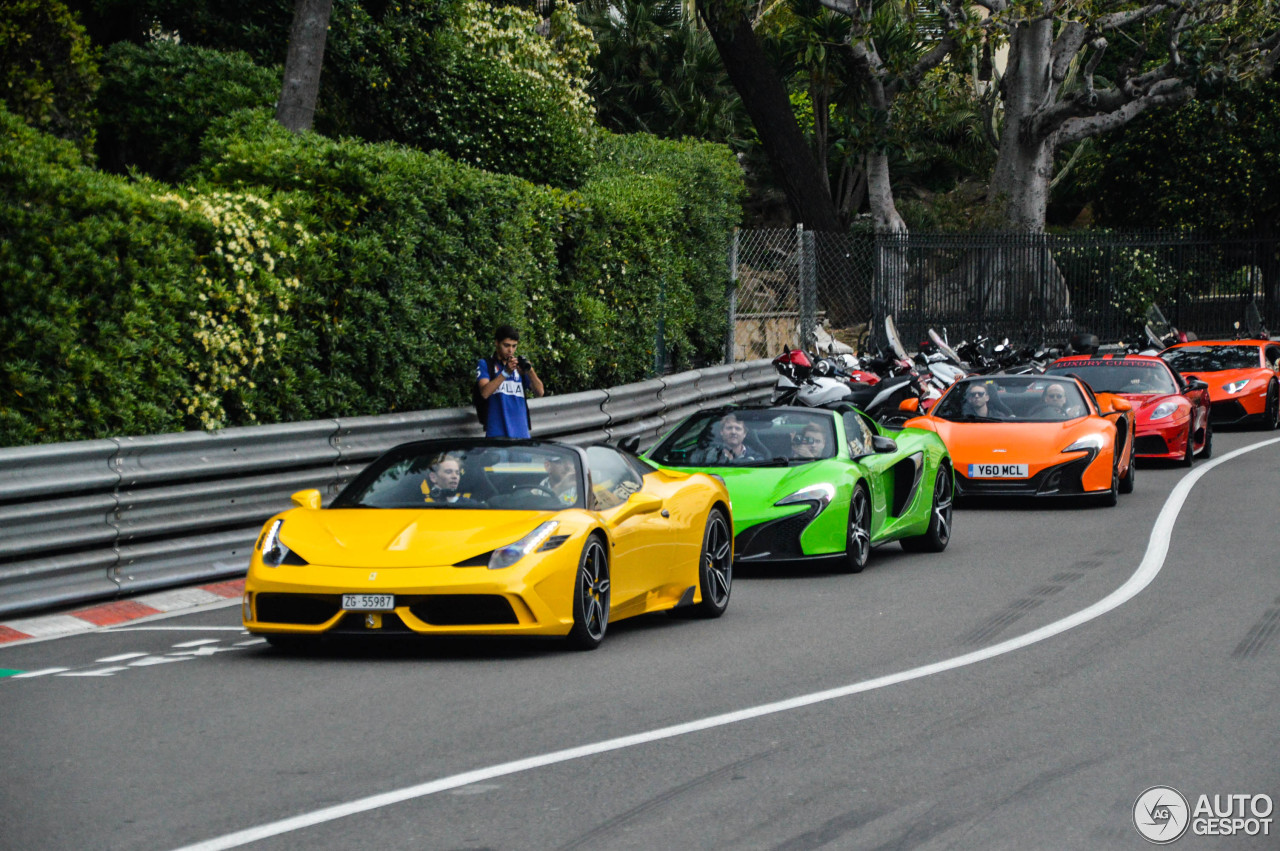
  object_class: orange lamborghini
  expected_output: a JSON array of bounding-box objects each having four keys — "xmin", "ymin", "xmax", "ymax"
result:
[
  {"xmin": 904, "ymin": 374, "xmax": 1136, "ymax": 504},
  {"xmin": 1162, "ymin": 339, "xmax": 1280, "ymax": 430}
]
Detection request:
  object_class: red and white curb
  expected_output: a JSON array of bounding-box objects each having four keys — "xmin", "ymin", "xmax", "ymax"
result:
[{"xmin": 0, "ymin": 580, "xmax": 245, "ymax": 646}]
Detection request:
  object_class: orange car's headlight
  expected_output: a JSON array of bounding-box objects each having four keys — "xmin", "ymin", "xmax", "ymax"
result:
[{"xmin": 1063, "ymin": 434, "xmax": 1105, "ymax": 453}]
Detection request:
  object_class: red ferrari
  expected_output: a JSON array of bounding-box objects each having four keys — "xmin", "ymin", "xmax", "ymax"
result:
[
  {"xmin": 1162, "ymin": 339, "xmax": 1280, "ymax": 430},
  {"xmin": 1045, "ymin": 354, "xmax": 1212, "ymax": 465}
]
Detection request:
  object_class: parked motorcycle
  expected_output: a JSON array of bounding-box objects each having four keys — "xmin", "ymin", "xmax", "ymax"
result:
[{"xmin": 769, "ymin": 345, "xmax": 924, "ymax": 427}]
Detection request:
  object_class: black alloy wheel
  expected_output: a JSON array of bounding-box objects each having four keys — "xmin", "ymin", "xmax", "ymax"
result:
[
  {"xmin": 1180, "ymin": 423, "xmax": 1196, "ymax": 467},
  {"xmin": 901, "ymin": 464, "xmax": 953, "ymax": 553},
  {"xmin": 567, "ymin": 536, "xmax": 610, "ymax": 650},
  {"xmin": 842, "ymin": 486, "xmax": 872, "ymax": 573},
  {"xmin": 1200, "ymin": 419, "xmax": 1213, "ymax": 459},
  {"xmin": 1265, "ymin": 382, "xmax": 1280, "ymax": 430},
  {"xmin": 687, "ymin": 508, "xmax": 732, "ymax": 618}
]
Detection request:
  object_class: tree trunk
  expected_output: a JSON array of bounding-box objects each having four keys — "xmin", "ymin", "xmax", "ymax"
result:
[
  {"xmin": 276, "ymin": 0, "xmax": 333, "ymax": 134},
  {"xmin": 865, "ymin": 150, "xmax": 905, "ymax": 234},
  {"xmin": 987, "ymin": 18, "xmax": 1056, "ymax": 232},
  {"xmin": 700, "ymin": 3, "xmax": 842, "ymax": 232}
]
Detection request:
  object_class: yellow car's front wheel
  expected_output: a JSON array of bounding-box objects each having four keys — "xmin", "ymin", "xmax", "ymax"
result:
[{"xmin": 567, "ymin": 535, "xmax": 610, "ymax": 650}]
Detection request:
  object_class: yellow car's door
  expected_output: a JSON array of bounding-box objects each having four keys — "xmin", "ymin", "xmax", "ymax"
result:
[{"xmin": 586, "ymin": 446, "xmax": 673, "ymax": 618}]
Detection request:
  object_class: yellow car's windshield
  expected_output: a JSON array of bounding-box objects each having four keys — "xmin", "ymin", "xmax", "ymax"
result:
[{"xmin": 333, "ymin": 443, "xmax": 585, "ymax": 510}]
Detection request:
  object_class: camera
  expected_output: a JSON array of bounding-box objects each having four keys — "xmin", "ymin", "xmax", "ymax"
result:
[{"xmin": 516, "ymin": 356, "xmax": 531, "ymax": 371}]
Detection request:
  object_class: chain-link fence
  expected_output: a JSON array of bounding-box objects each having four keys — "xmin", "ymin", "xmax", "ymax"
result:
[
  {"xmin": 728, "ymin": 228, "xmax": 1280, "ymax": 361},
  {"xmin": 728, "ymin": 226, "xmax": 874, "ymax": 361}
]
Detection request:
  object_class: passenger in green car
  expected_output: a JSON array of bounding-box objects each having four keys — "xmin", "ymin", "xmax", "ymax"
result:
[{"xmin": 791, "ymin": 423, "xmax": 828, "ymax": 459}]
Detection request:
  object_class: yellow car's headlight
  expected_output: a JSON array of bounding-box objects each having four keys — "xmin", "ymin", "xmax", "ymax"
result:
[
  {"xmin": 489, "ymin": 521, "xmax": 560, "ymax": 570},
  {"xmin": 258, "ymin": 519, "xmax": 290, "ymax": 568}
]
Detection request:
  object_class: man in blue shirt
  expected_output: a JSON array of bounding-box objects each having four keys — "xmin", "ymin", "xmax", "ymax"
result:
[{"xmin": 476, "ymin": 325, "xmax": 544, "ymax": 437}]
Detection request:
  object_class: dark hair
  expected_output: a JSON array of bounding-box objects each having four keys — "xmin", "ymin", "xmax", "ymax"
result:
[{"xmin": 494, "ymin": 324, "xmax": 520, "ymax": 343}]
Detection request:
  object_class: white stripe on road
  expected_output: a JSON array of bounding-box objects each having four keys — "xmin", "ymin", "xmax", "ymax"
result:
[
  {"xmin": 3, "ymin": 615, "xmax": 95, "ymax": 638},
  {"xmin": 97, "ymin": 652, "xmax": 149, "ymax": 663},
  {"xmin": 172, "ymin": 436, "xmax": 1280, "ymax": 851},
  {"xmin": 58, "ymin": 667, "xmax": 127, "ymax": 677},
  {"xmin": 107, "ymin": 625, "xmax": 246, "ymax": 632},
  {"xmin": 136, "ymin": 589, "xmax": 225, "ymax": 612},
  {"xmin": 11, "ymin": 667, "xmax": 70, "ymax": 678}
]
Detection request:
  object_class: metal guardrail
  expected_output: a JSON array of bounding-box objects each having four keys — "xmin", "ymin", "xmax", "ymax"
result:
[{"xmin": 0, "ymin": 361, "xmax": 776, "ymax": 617}]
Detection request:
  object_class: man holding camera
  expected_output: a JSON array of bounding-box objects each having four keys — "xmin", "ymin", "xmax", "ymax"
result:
[{"xmin": 475, "ymin": 324, "xmax": 544, "ymax": 438}]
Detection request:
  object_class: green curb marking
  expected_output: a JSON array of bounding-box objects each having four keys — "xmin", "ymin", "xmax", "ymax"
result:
[{"xmin": 0, "ymin": 669, "xmax": 22, "ymax": 678}]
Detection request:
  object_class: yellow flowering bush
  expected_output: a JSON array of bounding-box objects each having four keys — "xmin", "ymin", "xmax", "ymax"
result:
[{"xmin": 153, "ymin": 189, "xmax": 313, "ymax": 429}]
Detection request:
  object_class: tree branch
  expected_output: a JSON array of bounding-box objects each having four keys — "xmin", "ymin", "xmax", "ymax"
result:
[
  {"xmin": 1054, "ymin": 78, "xmax": 1190, "ymax": 146},
  {"xmin": 1095, "ymin": 1, "xmax": 1177, "ymax": 34},
  {"xmin": 1050, "ymin": 21, "xmax": 1088, "ymax": 84}
]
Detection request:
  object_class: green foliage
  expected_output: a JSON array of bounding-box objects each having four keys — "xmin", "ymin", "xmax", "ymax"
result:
[
  {"xmin": 580, "ymin": 0, "xmax": 748, "ymax": 148},
  {"xmin": 1, "ymin": 98, "xmax": 743, "ymax": 446},
  {"xmin": 318, "ymin": 0, "xmax": 598, "ymax": 188},
  {"xmin": 193, "ymin": 109, "xmax": 567, "ymax": 418},
  {"xmin": 0, "ymin": 0, "xmax": 99, "ymax": 157},
  {"xmin": 1078, "ymin": 79, "xmax": 1280, "ymax": 234},
  {"xmin": 0, "ymin": 104, "xmax": 312, "ymax": 445},
  {"xmin": 95, "ymin": 40, "xmax": 281, "ymax": 182},
  {"xmin": 567, "ymin": 132, "xmax": 743, "ymax": 380},
  {"xmin": 192, "ymin": 114, "xmax": 740, "ymax": 414},
  {"xmin": 75, "ymin": 0, "xmax": 293, "ymax": 63}
]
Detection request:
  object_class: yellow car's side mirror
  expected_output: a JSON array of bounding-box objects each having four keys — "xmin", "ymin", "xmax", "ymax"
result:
[
  {"xmin": 291, "ymin": 489, "xmax": 322, "ymax": 510},
  {"xmin": 608, "ymin": 492, "xmax": 663, "ymax": 525}
]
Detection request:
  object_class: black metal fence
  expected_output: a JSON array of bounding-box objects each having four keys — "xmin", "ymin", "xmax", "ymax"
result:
[
  {"xmin": 874, "ymin": 231, "xmax": 1280, "ymax": 350},
  {"xmin": 728, "ymin": 229, "xmax": 1280, "ymax": 360}
]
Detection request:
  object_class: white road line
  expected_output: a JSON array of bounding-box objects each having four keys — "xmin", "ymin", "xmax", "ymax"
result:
[
  {"xmin": 172, "ymin": 639, "xmax": 222, "ymax": 648},
  {"xmin": 11, "ymin": 667, "xmax": 70, "ymax": 678},
  {"xmin": 172, "ymin": 435, "xmax": 1280, "ymax": 851},
  {"xmin": 3, "ymin": 615, "xmax": 95, "ymax": 638},
  {"xmin": 139, "ymin": 589, "xmax": 225, "ymax": 612},
  {"xmin": 129, "ymin": 657, "xmax": 193, "ymax": 667},
  {"xmin": 108, "ymin": 625, "xmax": 246, "ymax": 632},
  {"xmin": 58, "ymin": 667, "xmax": 127, "ymax": 677},
  {"xmin": 98, "ymin": 652, "xmax": 149, "ymax": 663}
]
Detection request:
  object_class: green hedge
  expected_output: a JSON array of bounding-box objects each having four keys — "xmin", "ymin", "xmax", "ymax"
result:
[
  {"xmin": 0, "ymin": 107, "xmax": 742, "ymax": 446},
  {"xmin": 0, "ymin": 105, "xmax": 312, "ymax": 444},
  {"xmin": 95, "ymin": 40, "xmax": 280, "ymax": 182}
]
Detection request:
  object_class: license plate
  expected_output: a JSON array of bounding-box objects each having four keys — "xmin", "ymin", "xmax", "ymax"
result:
[
  {"xmin": 968, "ymin": 463, "xmax": 1028, "ymax": 479},
  {"xmin": 342, "ymin": 593, "xmax": 395, "ymax": 611}
]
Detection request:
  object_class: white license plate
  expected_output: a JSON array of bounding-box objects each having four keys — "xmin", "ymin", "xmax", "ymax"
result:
[
  {"xmin": 968, "ymin": 463, "xmax": 1029, "ymax": 479},
  {"xmin": 342, "ymin": 593, "xmax": 395, "ymax": 611}
]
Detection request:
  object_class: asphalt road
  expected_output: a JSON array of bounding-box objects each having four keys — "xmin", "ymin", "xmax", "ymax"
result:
[{"xmin": 3, "ymin": 429, "xmax": 1278, "ymax": 851}]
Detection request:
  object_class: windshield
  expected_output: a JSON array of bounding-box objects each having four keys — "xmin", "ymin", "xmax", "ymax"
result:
[
  {"xmin": 934, "ymin": 376, "xmax": 1090, "ymax": 422},
  {"xmin": 1163, "ymin": 345, "xmax": 1261, "ymax": 372},
  {"xmin": 648, "ymin": 409, "xmax": 838, "ymax": 466},
  {"xmin": 332, "ymin": 443, "xmax": 584, "ymax": 510},
  {"xmin": 1045, "ymin": 360, "xmax": 1177, "ymax": 395}
]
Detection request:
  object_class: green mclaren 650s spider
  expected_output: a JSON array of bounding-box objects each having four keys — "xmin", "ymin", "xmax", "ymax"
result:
[{"xmin": 643, "ymin": 404, "xmax": 954, "ymax": 572}]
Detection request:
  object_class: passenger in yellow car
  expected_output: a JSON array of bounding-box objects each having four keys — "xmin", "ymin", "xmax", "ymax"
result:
[
  {"xmin": 539, "ymin": 455, "xmax": 579, "ymax": 506},
  {"xmin": 421, "ymin": 454, "xmax": 478, "ymax": 505}
]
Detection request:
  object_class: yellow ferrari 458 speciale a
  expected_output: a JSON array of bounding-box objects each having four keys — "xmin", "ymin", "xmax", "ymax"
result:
[{"xmin": 243, "ymin": 438, "xmax": 733, "ymax": 650}]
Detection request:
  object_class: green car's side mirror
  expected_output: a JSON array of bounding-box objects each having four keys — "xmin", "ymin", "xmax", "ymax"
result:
[{"xmin": 872, "ymin": 435, "xmax": 898, "ymax": 454}]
